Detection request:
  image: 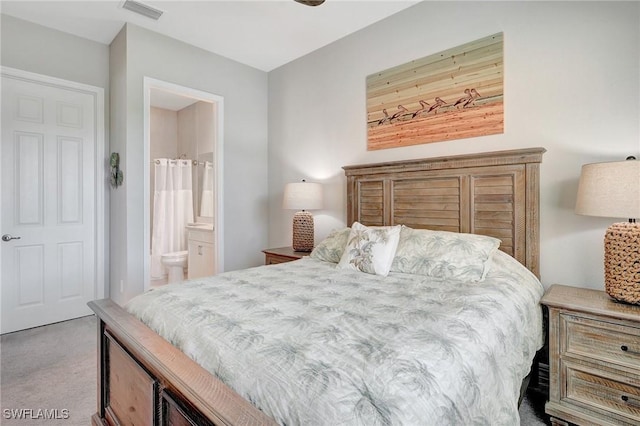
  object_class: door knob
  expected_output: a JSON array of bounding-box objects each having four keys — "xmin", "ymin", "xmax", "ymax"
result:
[{"xmin": 1, "ymin": 234, "xmax": 21, "ymax": 242}]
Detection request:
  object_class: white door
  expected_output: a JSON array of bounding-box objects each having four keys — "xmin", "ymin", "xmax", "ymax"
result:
[{"xmin": 1, "ymin": 72, "xmax": 98, "ymax": 334}]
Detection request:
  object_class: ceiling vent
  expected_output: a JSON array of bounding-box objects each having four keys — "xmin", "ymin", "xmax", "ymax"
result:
[{"xmin": 121, "ymin": 0, "xmax": 163, "ymax": 20}]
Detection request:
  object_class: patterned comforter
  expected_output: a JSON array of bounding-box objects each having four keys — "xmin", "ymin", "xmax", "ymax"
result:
[{"xmin": 126, "ymin": 250, "xmax": 544, "ymax": 425}]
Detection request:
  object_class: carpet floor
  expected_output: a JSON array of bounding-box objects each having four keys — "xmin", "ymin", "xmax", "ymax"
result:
[{"xmin": 1, "ymin": 315, "xmax": 549, "ymax": 425}]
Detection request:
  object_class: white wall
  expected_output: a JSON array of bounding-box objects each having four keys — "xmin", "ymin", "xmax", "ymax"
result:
[
  {"xmin": 111, "ymin": 24, "xmax": 268, "ymax": 303},
  {"xmin": 268, "ymin": 1, "xmax": 640, "ymax": 291},
  {"xmin": 1, "ymin": 14, "xmax": 109, "ymax": 90},
  {"xmin": 108, "ymin": 27, "xmax": 128, "ymax": 305}
]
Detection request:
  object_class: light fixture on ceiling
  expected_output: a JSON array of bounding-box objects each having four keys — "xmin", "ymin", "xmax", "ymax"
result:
[
  {"xmin": 121, "ymin": 0, "xmax": 164, "ymax": 20},
  {"xmin": 294, "ymin": 0, "xmax": 326, "ymax": 6}
]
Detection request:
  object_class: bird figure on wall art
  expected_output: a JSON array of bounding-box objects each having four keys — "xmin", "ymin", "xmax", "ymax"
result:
[
  {"xmin": 463, "ymin": 88, "xmax": 482, "ymax": 108},
  {"xmin": 427, "ymin": 97, "xmax": 448, "ymax": 114},
  {"xmin": 377, "ymin": 109, "xmax": 390, "ymax": 125},
  {"xmin": 390, "ymin": 105, "xmax": 409, "ymax": 122},
  {"xmin": 412, "ymin": 100, "xmax": 430, "ymax": 118},
  {"xmin": 453, "ymin": 89, "xmax": 472, "ymax": 109}
]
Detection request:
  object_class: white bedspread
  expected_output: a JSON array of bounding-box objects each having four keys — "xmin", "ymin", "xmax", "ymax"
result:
[{"xmin": 126, "ymin": 250, "xmax": 544, "ymax": 425}]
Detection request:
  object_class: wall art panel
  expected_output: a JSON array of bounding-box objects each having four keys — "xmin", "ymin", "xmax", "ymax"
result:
[{"xmin": 367, "ymin": 33, "xmax": 503, "ymax": 150}]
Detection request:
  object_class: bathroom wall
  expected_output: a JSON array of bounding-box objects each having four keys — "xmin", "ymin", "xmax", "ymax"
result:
[
  {"xmin": 177, "ymin": 104, "xmax": 196, "ymax": 160},
  {"xmin": 149, "ymin": 107, "xmax": 179, "ymax": 240},
  {"xmin": 151, "ymin": 107, "xmax": 179, "ymax": 158},
  {"xmin": 177, "ymin": 101, "xmax": 215, "ymax": 216}
]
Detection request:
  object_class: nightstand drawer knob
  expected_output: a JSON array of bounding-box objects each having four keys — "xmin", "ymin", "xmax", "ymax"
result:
[
  {"xmin": 621, "ymin": 345, "xmax": 629, "ymax": 352},
  {"xmin": 621, "ymin": 394, "xmax": 640, "ymax": 410}
]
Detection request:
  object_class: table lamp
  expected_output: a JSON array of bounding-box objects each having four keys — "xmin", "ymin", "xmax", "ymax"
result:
[
  {"xmin": 283, "ymin": 180, "xmax": 323, "ymax": 252},
  {"xmin": 575, "ymin": 157, "xmax": 640, "ymax": 304}
]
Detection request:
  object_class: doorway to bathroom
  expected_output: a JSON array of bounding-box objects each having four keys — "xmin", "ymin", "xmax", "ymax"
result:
[{"xmin": 143, "ymin": 78, "xmax": 224, "ymax": 291}]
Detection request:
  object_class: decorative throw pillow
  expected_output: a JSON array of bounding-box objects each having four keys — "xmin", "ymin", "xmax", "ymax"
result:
[
  {"xmin": 337, "ymin": 222, "xmax": 402, "ymax": 276},
  {"xmin": 390, "ymin": 226, "xmax": 501, "ymax": 282},
  {"xmin": 310, "ymin": 228, "xmax": 351, "ymax": 263}
]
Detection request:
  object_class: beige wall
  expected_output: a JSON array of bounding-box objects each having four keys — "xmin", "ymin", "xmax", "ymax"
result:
[
  {"xmin": 267, "ymin": 1, "xmax": 640, "ymax": 291},
  {"xmin": 177, "ymin": 101, "xmax": 215, "ymax": 216},
  {"xmin": 151, "ymin": 107, "xmax": 179, "ymax": 160},
  {"xmin": 177, "ymin": 104, "xmax": 197, "ymax": 161},
  {"xmin": 149, "ymin": 107, "xmax": 179, "ymax": 238}
]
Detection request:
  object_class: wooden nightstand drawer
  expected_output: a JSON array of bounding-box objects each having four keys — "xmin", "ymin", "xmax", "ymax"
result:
[
  {"xmin": 265, "ymin": 253, "xmax": 295, "ymax": 264},
  {"xmin": 563, "ymin": 361, "xmax": 640, "ymax": 423},
  {"xmin": 543, "ymin": 285, "xmax": 640, "ymax": 426},
  {"xmin": 262, "ymin": 247, "xmax": 308, "ymax": 265},
  {"xmin": 562, "ymin": 313, "xmax": 640, "ymax": 371}
]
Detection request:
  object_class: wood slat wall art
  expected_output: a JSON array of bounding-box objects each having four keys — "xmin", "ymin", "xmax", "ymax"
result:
[
  {"xmin": 366, "ymin": 33, "xmax": 504, "ymax": 150},
  {"xmin": 343, "ymin": 148, "xmax": 545, "ymax": 277}
]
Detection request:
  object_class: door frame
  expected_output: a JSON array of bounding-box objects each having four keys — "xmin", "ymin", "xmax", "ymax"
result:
[
  {"xmin": 0, "ymin": 66, "xmax": 106, "ymax": 305},
  {"xmin": 143, "ymin": 77, "xmax": 224, "ymax": 291}
]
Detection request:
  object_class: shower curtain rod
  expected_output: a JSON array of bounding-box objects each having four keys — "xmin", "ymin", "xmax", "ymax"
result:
[{"xmin": 151, "ymin": 159, "xmax": 203, "ymax": 166}]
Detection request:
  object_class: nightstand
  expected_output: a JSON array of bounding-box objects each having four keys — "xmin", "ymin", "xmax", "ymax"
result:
[
  {"xmin": 541, "ymin": 284, "xmax": 640, "ymax": 426},
  {"xmin": 262, "ymin": 247, "xmax": 308, "ymax": 265}
]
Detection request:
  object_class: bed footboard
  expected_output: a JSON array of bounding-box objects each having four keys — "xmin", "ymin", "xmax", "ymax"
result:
[{"xmin": 88, "ymin": 299, "xmax": 277, "ymax": 426}]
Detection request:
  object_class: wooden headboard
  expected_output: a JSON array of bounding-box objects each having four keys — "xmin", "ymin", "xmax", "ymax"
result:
[{"xmin": 343, "ymin": 148, "xmax": 545, "ymax": 278}]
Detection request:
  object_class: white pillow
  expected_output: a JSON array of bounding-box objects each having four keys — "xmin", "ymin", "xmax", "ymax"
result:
[
  {"xmin": 337, "ymin": 222, "xmax": 401, "ymax": 276},
  {"xmin": 310, "ymin": 228, "xmax": 351, "ymax": 263},
  {"xmin": 390, "ymin": 226, "xmax": 501, "ymax": 282}
]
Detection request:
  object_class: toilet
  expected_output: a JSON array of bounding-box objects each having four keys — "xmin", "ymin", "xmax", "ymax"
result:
[{"xmin": 161, "ymin": 250, "xmax": 188, "ymax": 283}]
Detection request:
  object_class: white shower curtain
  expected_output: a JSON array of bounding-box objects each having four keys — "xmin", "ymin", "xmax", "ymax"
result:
[
  {"xmin": 200, "ymin": 161, "xmax": 214, "ymax": 217},
  {"xmin": 151, "ymin": 159, "xmax": 194, "ymax": 279}
]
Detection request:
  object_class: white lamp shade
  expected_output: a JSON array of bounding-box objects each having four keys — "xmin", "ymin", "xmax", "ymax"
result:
[
  {"xmin": 283, "ymin": 182, "xmax": 323, "ymax": 210},
  {"xmin": 575, "ymin": 160, "xmax": 640, "ymax": 219}
]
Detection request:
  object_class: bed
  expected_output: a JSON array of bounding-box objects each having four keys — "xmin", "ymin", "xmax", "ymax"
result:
[{"xmin": 89, "ymin": 147, "xmax": 546, "ymax": 426}]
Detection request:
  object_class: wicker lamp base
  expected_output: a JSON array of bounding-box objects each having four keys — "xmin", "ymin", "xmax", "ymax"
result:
[
  {"xmin": 292, "ymin": 211, "xmax": 314, "ymax": 252},
  {"xmin": 604, "ymin": 222, "xmax": 640, "ymax": 304}
]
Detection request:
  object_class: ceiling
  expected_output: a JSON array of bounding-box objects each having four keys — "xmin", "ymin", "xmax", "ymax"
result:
[
  {"xmin": 0, "ymin": 0, "xmax": 419, "ymax": 72},
  {"xmin": 150, "ymin": 88, "xmax": 200, "ymax": 111}
]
